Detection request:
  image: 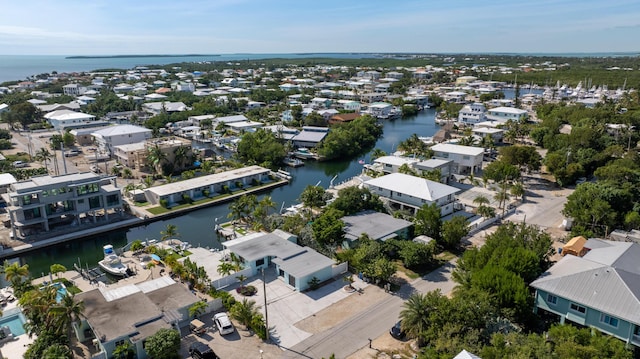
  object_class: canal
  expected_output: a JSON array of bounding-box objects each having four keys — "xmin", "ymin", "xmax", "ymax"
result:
[{"xmin": 20, "ymin": 87, "xmax": 537, "ymax": 274}]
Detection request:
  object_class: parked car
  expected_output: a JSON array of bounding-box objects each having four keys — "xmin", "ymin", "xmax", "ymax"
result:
[
  {"xmin": 390, "ymin": 320, "xmax": 405, "ymax": 339},
  {"xmin": 12, "ymin": 161, "xmax": 28, "ymax": 168},
  {"xmin": 213, "ymin": 312, "xmax": 235, "ymax": 335},
  {"xmin": 64, "ymin": 150, "xmax": 80, "ymax": 157},
  {"xmin": 189, "ymin": 342, "xmax": 219, "ymax": 359},
  {"xmin": 190, "ymin": 319, "xmax": 206, "ymax": 335}
]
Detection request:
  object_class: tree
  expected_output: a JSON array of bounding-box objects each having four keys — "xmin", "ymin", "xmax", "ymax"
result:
[
  {"xmin": 3, "ymin": 260, "xmax": 29, "ymax": 287},
  {"xmin": 217, "ymin": 262, "xmax": 235, "ymax": 277},
  {"xmin": 236, "ymin": 128, "xmax": 286, "ymax": 169},
  {"xmin": 50, "ymin": 263, "xmax": 66, "ymax": 279},
  {"xmin": 113, "ymin": 341, "xmax": 135, "ymax": 359},
  {"xmin": 299, "ymin": 185, "xmax": 333, "ymax": 210},
  {"xmin": 144, "ymin": 328, "xmax": 181, "ymax": 359},
  {"xmin": 400, "ymin": 292, "xmax": 439, "ymax": 346},
  {"xmin": 498, "ymin": 145, "xmax": 542, "ymax": 173},
  {"xmin": 230, "ymin": 298, "xmax": 261, "ymax": 330},
  {"xmin": 370, "ymin": 148, "xmax": 387, "ymax": 160},
  {"xmin": 311, "ymin": 207, "xmax": 345, "ymax": 246},
  {"xmin": 189, "ymin": 300, "xmax": 207, "ymax": 319},
  {"xmin": 510, "ymin": 182, "xmax": 525, "ymax": 201},
  {"xmin": 34, "ymin": 147, "xmax": 52, "ymax": 173},
  {"xmin": 146, "ymin": 143, "xmax": 167, "ymax": 175},
  {"xmin": 173, "ymin": 145, "xmax": 189, "ymax": 170},
  {"xmin": 414, "ymin": 203, "xmax": 442, "ymax": 240},
  {"xmin": 160, "ymin": 224, "xmax": 179, "ymax": 241},
  {"xmin": 50, "ymin": 293, "xmax": 85, "ymax": 342},
  {"xmin": 329, "ymin": 186, "xmax": 383, "ymax": 215},
  {"xmin": 440, "ymin": 216, "xmax": 469, "ymax": 250}
]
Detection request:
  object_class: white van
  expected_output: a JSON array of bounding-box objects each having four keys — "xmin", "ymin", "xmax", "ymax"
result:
[{"xmin": 12, "ymin": 161, "xmax": 27, "ymax": 168}]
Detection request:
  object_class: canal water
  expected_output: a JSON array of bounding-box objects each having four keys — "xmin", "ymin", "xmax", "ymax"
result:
[{"xmin": 21, "ymin": 87, "xmax": 537, "ymax": 274}]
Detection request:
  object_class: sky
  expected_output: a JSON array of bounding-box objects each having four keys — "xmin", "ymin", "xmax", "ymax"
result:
[{"xmin": 0, "ymin": 0, "xmax": 639, "ymax": 55}]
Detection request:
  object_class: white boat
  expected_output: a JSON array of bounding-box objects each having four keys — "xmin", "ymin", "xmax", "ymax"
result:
[{"xmin": 98, "ymin": 245, "xmax": 128, "ymax": 277}]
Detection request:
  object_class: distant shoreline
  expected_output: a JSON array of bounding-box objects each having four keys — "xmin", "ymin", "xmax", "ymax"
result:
[{"xmin": 66, "ymin": 54, "xmax": 221, "ymax": 59}]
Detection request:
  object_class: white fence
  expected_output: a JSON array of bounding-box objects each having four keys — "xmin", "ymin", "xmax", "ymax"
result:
[
  {"xmin": 331, "ymin": 262, "xmax": 349, "ymax": 277},
  {"xmin": 211, "ymin": 267, "xmax": 253, "ymax": 289},
  {"xmin": 466, "ymin": 207, "xmax": 516, "ymax": 237}
]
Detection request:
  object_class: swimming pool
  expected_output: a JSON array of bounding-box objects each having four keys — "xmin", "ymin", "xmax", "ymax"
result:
[
  {"xmin": 52, "ymin": 282, "xmax": 68, "ymax": 303},
  {"xmin": 0, "ymin": 313, "xmax": 26, "ymax": 336}
]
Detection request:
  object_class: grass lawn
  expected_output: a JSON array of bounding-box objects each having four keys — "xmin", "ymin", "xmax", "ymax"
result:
[
  {"xmin": 395, "ymin": 261, "xmax": 421, "ymax": 280},
  {"xmin": 146, "ymin": 193, "xmax": 235, "ymax": 215}
]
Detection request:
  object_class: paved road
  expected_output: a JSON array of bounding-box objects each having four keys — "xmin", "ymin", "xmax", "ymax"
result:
[
  {"xmin": 505, "ymin": 174, "xmax": 573, "ymax": 229},
  {"xmin": 281, "ymin": 260, "xmax": 458, "ymax": 359}
]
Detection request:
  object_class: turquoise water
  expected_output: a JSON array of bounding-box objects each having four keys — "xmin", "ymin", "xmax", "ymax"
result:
[
  {"xmin": 0, "ymin": 313, "xmax": 26, "ymax": 336},
  {"xmin": 52, "ymin": 282, "xmax": 68, "ymax": 303}
]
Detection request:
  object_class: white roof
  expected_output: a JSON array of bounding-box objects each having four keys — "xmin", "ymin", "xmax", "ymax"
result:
[
  {"xmin": 365, "ymin": 173, "xmax": 460, "ymax": 201},
  {"xmin": 215, "ymin": 114, "xmax": 248, "ymax": 123},
  {"xmin": 0, "ymin": 173, "xmax": 17, "ymax": 186},
  {"xmin": 44, "ymin": 109, "xmax": 95, "ymax": 121},
  {"xmin": 92, "ymin": 124, "xmax": 151, "ymax": 137},
  {"xmin": 487, "ymin": 106, "xmax": 527, "ymax": 115},
  {"xmin": 114, "ymin": 142, "xmax": 146, "ymax": 152},
  {"xmin": 374, "ymin": 156, "xmax": 419, "ymax": 167},
  {"xmin": 431, "ymin": 143, "xmax": 484, "ymax": 156}
]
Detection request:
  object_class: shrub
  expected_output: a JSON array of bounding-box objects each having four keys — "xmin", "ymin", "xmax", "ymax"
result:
[
  {"xmin": 0, "ymin": 139, "xmax": 12, "ymax": 150},
  {"xmin": 203, "ymin": 189, "xmax": 210, "ymax": 197},
  {"xmin": 308, "ymin": 277, "xmax": 321, "ymax": 290},
  {"xmin": 251, "ymin": 178, "xmax": 261, "ymax": 186},
  {"xmin": 222, "ymin": 185, "xmax": 230, "ymax": 194},
  {"xmin": 182, "ymin": 194, "xmax": 193, "ymax": 204},
  {"xmin": 236, "ymin": 285, "xmax": 257, "ymax": 296},
  {"xmin": 235, "ymin": 181, "xmax": 244, "ymax": 189},
  {"xmin": 212, "ymin": 291, "xmax": 237, "ymax": 310},
  {"xmin": 159, "ymin": 199, "xmax": 169, "ymax": 208}
]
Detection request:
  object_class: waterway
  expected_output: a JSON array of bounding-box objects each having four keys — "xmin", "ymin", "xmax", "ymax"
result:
[{"xmin": 19, "ymin": 88, "xmax": 540, "ymax": 275}]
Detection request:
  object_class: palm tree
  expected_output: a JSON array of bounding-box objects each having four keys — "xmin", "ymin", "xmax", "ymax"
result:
[
  {"xmin": 236, "ymin": 274, "xmax": 248, "ymax": 289},
  {"xmin": 50, "ymin": 263, "xmax": 66, "ymax": 279},
  {"xmin": 50, "ymin": 293, "xmax": 85, "ymax": 340},
  {"xmin": 370, "ymin": 148, "xmax": 387, "ymax": 161},
  {"xmin": 217, "ymin": 262, "xmax": 235, "ymax": 277},
  {"xmin": 476, "ymin": 205, "xmax": 496, "ymax": 218},
  {"xmin": 510, "ymin": 181, "xmax": 525, "ymax": 201},
  {"xmin": 35, "ymin": 148, "xmax": 53, "ymax": 173},
  {"xmin": 230, "ymin": 298, "xmax": 261, "ymax": 330},
  {"xmin": 122, "ymin": 167, "xmax": 133, "ymax": 179},
  {"xmin": 160, "ymin": 224, "xmax": 179, "ymax": 241},
  {"xmin": 400, "ymin": 292, "xmax": 435, "ymax": 346},
  {"xmin": 146, "ymin": 144, "xmax": 167, "ymax": 175},
  {"xmin": 188, "ymin": 300, "xmax": 207, "ymax": 319},
  {"xmin": 472, "ymin": 195, "xmax": 490, "ymax": 207},
  {"xmin": 174, "ymin": 145, "xmax": 189, "ymax": 171},
  {"xmin": 3, "ymin": 260, "xmax": 29, "ymax": 286}
]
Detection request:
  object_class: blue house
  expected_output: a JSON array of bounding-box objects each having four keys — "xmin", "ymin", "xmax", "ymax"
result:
[
  {"xmin": 531, "ymin": 238, "xmax": 640, "ymax": 347},
  {"xmin": 223, "ymin": 230, "xmax": 339, "ymax": 291}
]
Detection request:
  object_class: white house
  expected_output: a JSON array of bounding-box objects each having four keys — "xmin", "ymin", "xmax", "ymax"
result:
[
  {"xmin": 92, "ymin": 125, "xmax": 152, "ymax": 154},
  {"xmin": 472, "ymin": 127, "xmax": 504, "ymax": 144},
  {"xmin": 414, "ymin": 159, "xmax": 454, "ymax": 183},
  {"xmin": 486, "ymin": 106, "xmax": 528, "ymax": 123},
  {"xmin": 364, "ymin": 173, "xmax": 460, "ymax": 216},
  {"xmin": 373, "ymin": 156, "xmax": 420, "ymax": 174},
  {"xmin": 457, "ymin": 102, "xmax": 487, "ymax": 125},
  {"xmin": 44, "ymin": 110, "xmax": 97, "ymax": 130},
  {"xmin": 430, "ymin": 143, "xmax": 484, "ymax": 174},
  {"xmin": 367, "ymin": 102, "xmax": 393, "ymax": 119}
]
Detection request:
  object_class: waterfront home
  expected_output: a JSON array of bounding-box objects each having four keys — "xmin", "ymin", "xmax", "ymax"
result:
[
  {"xmin": 366, "ymin": 102, "xmax": 393, "ymax": 119},
  {"xmin": 444, "ymin": 91, "xmax": 467, "ymax": 103},
  {"xmin": 62, "ymin": 83, "xmax": 87, "ymax": 96},
  {"xmin": 430, "ymin": 143, "xmax": 484, "ymax": 175},
  {"xmin": 113, "ymin": 142, "xmax": 147, "ymax": 169},
  {"xmin": 143, "ymin": 165, "xmax": 271, "ymax": 206},
  {"xmin": 43, "ymin": 109, "xmax": 98, "ymax": 131},
  {"xmin": 0, "ymin": 173, "xmax": 17, "ymax": 194},
  {"xmin": 414, "ymin": 158, "xmax": 454, "ymax": 183},
  {"xmin": 74, "ymin": 276, "xmax": 199, "ymax": 359},
  {"xmin": 457, "ymin": 102, "xmax": 487, "ymax": 125},
  {"xmin": 485, "ymin": 106, "xmax": 528, "ymax": 123},
  {"xmin": 262, "ymin": 125, "xmax": 299, "ymax": 141},
  {"xmin": 472, "ymin": 127, "xmax": 504, "ymax": 144},
  {"xmin": 329, "ymin": 112, "xmax": 361, "ymax": 125},
  {"xmin": 223, "ymin": 230, "xmax": 344, "ymax": 291},
  {"xmin": 3, "ymin": 172, "xmax": 124, "ymax": 239},
  {"xmin": 364, "ymin": 173, "xmax": 460, "ymax": 216},
  {"xmin": 372, "ymin": 155, "xmax": 420, "ymax": 174},
  {"xmin": 141, "ymin": 137, "xmax": 193, "ymax": 173},
  {"xmin": 341, "ymin": 210, "xmax": 413, "ymax": 248},
  {"xmin": 291, "ymin": 126, "xmax": 329, "ymax": 149},
  {"xmin": 92, "ymin": 124, "xmax": 152, "ymax": 155},
  {"xmin": 531, "ymin": 238, "xmax": 640, "ymax": 348},
  {"xmin": 335, "ymin": 100, "xmax": 362, "ymax": 112}
]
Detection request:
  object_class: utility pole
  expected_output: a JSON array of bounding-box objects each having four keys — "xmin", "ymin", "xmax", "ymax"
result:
[
  {"xmin": 262, "ymin": 268, "xmax": 269, "ymax": 342},
  {"xmin": 60, "ymin": 140, "xmax": 68, "ymax": 175}
]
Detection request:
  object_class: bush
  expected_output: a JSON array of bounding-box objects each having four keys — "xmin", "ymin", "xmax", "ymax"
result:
[
  {"xmin": 182, "ymin": 194, "xmax": 193, "ymax": 204},
  {"xmin": 203, "ymin": 189, "xmax": 210, "ymax": 197},
  {"xmin": 235, "ymin": 181, "xmax": 244, "ymax": 189},
  {"xmin": 222, "ymin": 185, "xmax": 230, "ymax": 194},
  {"xmin": 212, "ymin": 291, "xmax": 237, "ymax": 310},
  {"xmin": 236, "ymin": 285, "xmax": 257, "ymax": 296},
  {"xmin": 0, "ymin": 139, "xmax": 12, "ymax": 150},
  {"xmin": 308, "ymin": 277, "xmax": 321, "ymax": 290},
  {"xmin": 251, "ymin": 178, "xmax": 261, "ymax": 186},
  {"xmin": 159, "ymin": 199, "xmax": 169, "ymax": 208}
]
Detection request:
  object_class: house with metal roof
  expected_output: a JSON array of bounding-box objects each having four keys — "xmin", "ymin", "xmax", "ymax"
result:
[
  {"xmin": 341, "ymin": 210, "xmax": 413, "ymax": 248},
  {"xmin": 92, "ymin": 125, "xmax": 152, "ymax": 154},
  {"xmin": 44, "ymin": 109, "xmax": 99, "ymax": 130},
  {"xmin": 223, "ymin": 230, "xmax": 341, "ymax": 291},
  {"xmin": 531, "ymin": 239, "xmax": 640, "ymax": 347},
  {"xmin": 486, "ymin": 106, "xmax": 528, "ymax": 123},
  {"xmin": 372, "ymin": 155, "xmax": 420, "ymax": 174},
  {"xmin": 364, "ymin": 173, "xmax": 460, "ymax": 216}
]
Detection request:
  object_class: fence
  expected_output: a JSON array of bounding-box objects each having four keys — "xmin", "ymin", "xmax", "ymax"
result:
[
  {"xmin": 466, "ymin": 207, "xmax": 516, "ymax": 237},
  {"xmin": 211, "ymin": 267, "xmax": 253, "ymax": 289},
  {"xmin": 331, "ymin": 262, "xmax": 349, "ymax": 277}
]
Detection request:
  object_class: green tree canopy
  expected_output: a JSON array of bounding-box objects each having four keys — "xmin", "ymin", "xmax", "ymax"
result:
[{"xmin": 143, "ymin": 328, "xmax": 181, "ymax": 359}]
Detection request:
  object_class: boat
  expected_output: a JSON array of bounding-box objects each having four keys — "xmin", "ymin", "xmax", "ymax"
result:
[{"xmin": 98, "ymin": 245, "xmax": 129, "ymax": 277}]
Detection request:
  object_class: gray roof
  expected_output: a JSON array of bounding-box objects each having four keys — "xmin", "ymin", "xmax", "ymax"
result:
[
  {"xmin": 224, "ymin": 231, "xmax": 335, "ymax": 278},
  {"xmin": 365, "ymin": 173, "xmax": 460, "ymax": 201},
  {"xmin": 76, "ymin": 277, "xmax": 196, "ymax": 343},
  {"xmin": 92, "ymin": 124, "xmax": 151, "ymax": 137},
  {"xmin": 292, "ymin": 130, "xmax": 327, "ymax": 144},
  {"xmin": 531, "ymin": 240, "xmax": 640, "ymax": 325},
  {"xmin": 11, "ymin": 172, "xmax": 102, "ymax": 192},
  {"xmin": 342, "ymin": 210, "xmax": 412, "ymax": 241}
]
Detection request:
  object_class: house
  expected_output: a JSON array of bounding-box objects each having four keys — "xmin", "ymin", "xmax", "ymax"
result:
[
  {"xmin": 310, "ymin": 97, "xmax": 332, "ymax": 109},
  {"xmin": 486, "ymin": 106, "xmax": 528, "ymax": 123},
  {"xmin": 36, "ymin": 102, "xmax": 81, "ymax": 113},
  {"xmin": 430, "ymin": 143, "xmax": 484, "ymax": 174},
  {"xmin": 329, "ymin": 112, "xmax": 361, "ymax": 125},
  {"xmin": 44, "ymin": 110, "xmax": 99, "ymax": 130},
  {"xmin": 291, "ymin": 126, "xmax": 329, "ymax": 148},
  {"xmin": 335, "ymin": 100, "xmax": 362, "ymax": 112},
  {"xmin": 414, "ymin": 159, "xmax": 454, "ymax": 183},
  {"xmin": 457, "ymin": 103, "xmax": 487, "ymax": 125},
  {"xmin": 3, "ymin": 172, "xmax": 123, "ymax": 239},
  {"xmin": 143, "ymin": 165, "xmax": 270, "ymax": 206},
  {"xmin": 366, "ymin": 102, "xmax": 393, "ymax": 119},
  {"xmin": 262, "ymin": 125, "xmax": 299, "ymax": 141},
  {"xmin": 113, "ymin": 142, "xmax": 147, "ymax": 169},
  {"xmin": 69, "ymin": 126, "xmax": 110, "ymax": 146},
  {"xmin": 223, "ymin": 230, "xmax": 344, "ymax": 291},
  {"xmin": 92, "ymin": 125, "xmax": 152, "ymax": 155},
  {"xmin": 531, "ymin": 239, "xmax": 640, "ymax": 347},
  {"xmin": 444, "ymin": 91, "xmax": 467, "ymax": 103},
  {"xmin": 373, "ymin": 156, "xmax": 420, "ymax": 174},
  {"xmin": 364, "ymin": 173, "xmax": 460, "ymax": 216},
  {"xmin": 142, "ymin": 101, "xmax": 188, "ymax": 115},
  {"xmin": 141, "ymin": 137, "xmax": 193, "ymax": 174},
  {"xmin": 0, "ymin": 103, "xmax": 8, "ymax": 114},
  {"xmin": 74, "ymin": 276, "xmax": 199, "ymax": 359},
  {"xmin": 0, "ymin": 173, "xmax": 17, "ymax": 195},
  {"xmin": 471, "ymin": 127, "xmax": 504, "ymax": 144},
  {"xmin": 341, "ymin": 211, "xmax": 413, "ymax": 248},
  {"xmin": 63, "ymin": 83, "xmax": 87, "ymax": 96}
]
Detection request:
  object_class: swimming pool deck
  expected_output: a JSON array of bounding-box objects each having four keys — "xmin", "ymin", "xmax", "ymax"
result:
[{"xmin": 0, "ymin": 291, "xmax": 31, "ymax": 359}]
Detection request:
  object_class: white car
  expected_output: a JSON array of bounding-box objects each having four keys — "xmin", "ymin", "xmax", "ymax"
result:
[{"xmin": 213, "ymin": 312, "xmax": 235, "ymax": 335}]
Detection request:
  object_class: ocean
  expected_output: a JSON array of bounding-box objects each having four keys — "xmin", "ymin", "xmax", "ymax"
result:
[{"xmin": 0, "ymin": 53, "xmax": 378, "ymax": 84}]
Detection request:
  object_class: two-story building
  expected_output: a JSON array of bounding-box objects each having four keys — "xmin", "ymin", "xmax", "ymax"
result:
[
  {"xmin": 486, "ymin": 106, "xmax": 528, "ymax": 123},
  {"xmin": 3, "ymin": 173, "xmax": 123, "ymax": 239},
  {"xmin": 373, "ymin": 156, "xmax": 420, "ymax": 174},
  {"xmin": 457, "ymin": 102, "xmax": 487, "ymax": 125},
  {"xmin": 364, "ymin": 173, "xmax": 460, "ymax": 216},
  {"xmin": 430, "ymin": 143, "xmax": 484, "ymax": 174},
  {"xmin": 92, "ymin": 125, "xmax": 152, "ymax": 155},
  {"xmin": 531, "ymin": 238, "xmax": 640, "ymax": 348}
]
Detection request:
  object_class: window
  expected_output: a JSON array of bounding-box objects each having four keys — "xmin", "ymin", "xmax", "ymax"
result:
[
  {"xmin": 600, "ymin": 314, "xmax": 619, "ymax": 328},
  {"xmin": 463, "ymin": 155, "xmax": 470, "ymax": 160},
  {"xmin": 256, "ymin": 258, "xmax": 265, "ymax": 267},
  {"xmin": 570, "ymin": 303, "xmax": 586, "ymax": 314},
  {"xmin": 546, "ymin": 294, "xmax": 557, "ymax": 305},
  {"xmin": 89, "ymin": 196, "xmax": 102, "ymax": 209}
]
